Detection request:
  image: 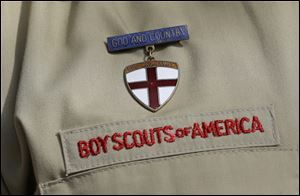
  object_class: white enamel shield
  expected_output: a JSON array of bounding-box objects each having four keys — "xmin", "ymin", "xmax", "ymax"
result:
[{"xmin": 124, "ymin": 60, "xmax": 179, "ymax": 112}]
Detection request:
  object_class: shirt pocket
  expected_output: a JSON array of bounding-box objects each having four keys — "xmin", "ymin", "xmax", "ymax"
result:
[{"xmin": 39, "ymin": 105, "xmax": 280, "ymax": 194}]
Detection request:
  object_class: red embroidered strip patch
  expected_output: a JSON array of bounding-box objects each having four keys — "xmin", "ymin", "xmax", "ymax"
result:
[{"xmin": 59, "ymin": 105, "xmax": 279, "ymax": 175}]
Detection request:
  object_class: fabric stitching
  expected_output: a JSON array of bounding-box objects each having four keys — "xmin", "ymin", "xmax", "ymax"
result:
[
  {"xmin": 60, "ymin": 105, "xmax": 277, "ymax": 174},
  {"xmin": 67, "ymin": 141, "xmax": 278, "ymax": 172},
  {"xmin": 39, "ymin": 147, "xmax": 298, "ymax": 193},
  {"xmin": 66, "ymin": 117, "xmax": 276, "ymax": 172}
]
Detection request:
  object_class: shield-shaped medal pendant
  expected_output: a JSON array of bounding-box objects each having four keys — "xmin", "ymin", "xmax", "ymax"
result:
[{"xmin": 124, "ymin": 60, "xmax": 179, "ymax": 112}]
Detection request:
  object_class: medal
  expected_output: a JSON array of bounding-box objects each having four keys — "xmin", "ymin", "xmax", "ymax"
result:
[
  {"xmin": 124, "ymin": 45, "xmax": 180, "ymax": 112},
  {"xmin": 107, "ymin": 25, "xmax": 189, "ymax": 112}
]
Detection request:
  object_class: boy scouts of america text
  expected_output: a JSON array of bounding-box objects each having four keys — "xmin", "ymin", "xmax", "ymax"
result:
[{"xmin": 77, "ymin": 115, "xmax": 264, "ymax": 158}]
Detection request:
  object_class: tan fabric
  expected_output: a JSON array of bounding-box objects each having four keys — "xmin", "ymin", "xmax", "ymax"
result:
[
  {"xmin": 60, "ymin": 105, "xmax": 279, "ymax": 175},
  {"xmin": 1, "ymin": 1, "xmax": 299, "ymax": 195}
]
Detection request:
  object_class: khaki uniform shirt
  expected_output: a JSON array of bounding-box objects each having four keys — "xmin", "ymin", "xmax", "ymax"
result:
[{"xmin": 1, "ymin": 1, "xmax": 299, "ymax": 194}]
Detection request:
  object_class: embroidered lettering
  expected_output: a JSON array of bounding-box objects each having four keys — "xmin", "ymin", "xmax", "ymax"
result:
[
  {"xmin": 77, "ymin": 115, "xmax": 266, "ymax": 158},
  {"xmin": 61, "ymin": 105, "xmax": 279, "ymax": 175}
]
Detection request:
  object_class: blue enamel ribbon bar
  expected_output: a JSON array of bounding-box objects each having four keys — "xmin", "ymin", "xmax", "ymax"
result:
[{"xmin": 107, "ymin": 25, "xmax": 189, "ymax": 52}]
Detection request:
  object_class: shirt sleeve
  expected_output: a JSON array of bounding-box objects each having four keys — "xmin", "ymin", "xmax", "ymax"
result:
[{"xmin": 1, "ymin": 1, "xmax": 36, "ymax": 194}]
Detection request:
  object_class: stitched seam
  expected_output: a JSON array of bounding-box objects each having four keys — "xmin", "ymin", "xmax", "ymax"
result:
[
  {"xmin": 268, "ymin": 105, "xmax": 279, "ymax": 144},
  {"xmin": 40, "ymin": 147, "xmax": 298, "ymax": 193},
  {"xmin": 61, "ymin": 134, "xmax": 71, "ymax": 174},
  {"xmin": 67, "ymin": 141, "xmax": 279, "ymax": 173},
  {"xmin": 62, "ymin": 105, "xmax": 277, "ymax": 173},
  {"xmin": 66, "ymin": 109, "xmax": 276, "ymax": 172}
]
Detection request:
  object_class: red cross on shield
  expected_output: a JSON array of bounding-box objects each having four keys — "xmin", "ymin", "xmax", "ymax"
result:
[{"xmin": 124, "ymin": 60, "xmax": 179, "ymax": 112}]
